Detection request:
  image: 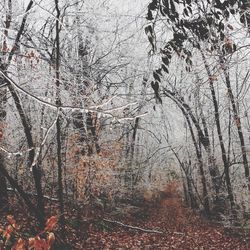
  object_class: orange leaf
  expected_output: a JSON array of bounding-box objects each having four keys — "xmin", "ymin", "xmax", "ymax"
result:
[
  {"xmin": 3, "ymin": 225, "xmax": 14, "ymax": 242},
  {"xmin": 47, "ymin": 232, "xmax": 55, "ymax": 246},
  {"xmin": 28, "ymin": 237, "xmax": 35, "ymax": 248},
  {"xmin": 12, "ymin": 238, "xmax": 26, "ymax": 250},
  {"xmin": 34, "ymin": 237, "xmax": 48, "ymax": 250},
  {"xmin": 7, "ymin": 215, "xmax": 16, "ymax": 225},
  {"xmin": 45, "ymin": 216, "xmax": 58, "ymax": 231}
]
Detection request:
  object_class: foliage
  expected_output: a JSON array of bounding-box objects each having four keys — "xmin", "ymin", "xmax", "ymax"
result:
[
  {"xmin": 146, "ymin": 0, "xmax": 247, "ymax": 97},
  {"xmin": 65, "ymin": 133, "xmax": 125, "ymax": 205},
  {"xmin": 0, "ymin": 215, "xmax": 57, "ymax": 250}
]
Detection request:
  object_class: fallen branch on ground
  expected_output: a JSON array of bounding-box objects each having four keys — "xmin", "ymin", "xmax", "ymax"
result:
[{"xmin": 103, "ymin": 218, "xmax": 163, "ymax": 234}]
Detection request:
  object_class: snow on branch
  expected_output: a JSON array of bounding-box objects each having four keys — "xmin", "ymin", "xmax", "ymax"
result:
[{"xmin": 0, "ymin": 71, "xmax": 147, "ymax": 122}]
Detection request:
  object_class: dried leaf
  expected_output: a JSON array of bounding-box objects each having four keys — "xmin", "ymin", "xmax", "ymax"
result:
[
  {"xmin": 47, "ymin": 232, "xmax": 55, "ymax": 247},
  {"xmin": 12, "ymin": 238, "xmax": 26, "ymax": 250},
  {"xmin": 45, "ymin": 216, "xmax": 58, "ymax": 231}
]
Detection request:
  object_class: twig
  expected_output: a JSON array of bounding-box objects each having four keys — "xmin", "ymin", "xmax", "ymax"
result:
[{"xmin": 103, "ymin": 218, "xmax": 163, "ymax": 234}]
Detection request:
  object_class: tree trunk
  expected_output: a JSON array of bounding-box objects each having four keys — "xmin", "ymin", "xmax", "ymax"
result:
[
  {"xmin": 0, "ymin": 154, "xmax": 8, "ymax": 211},
  {"xmin": 0, "ymin": 90, "xmax": 8, "ymax": 210},
  {"xmin": 55, "ymin": 0, "xmax": 65, "ymax": 230},
  {"xmin": 201, "ymin": 52, "xmax": 236, "ymax": 218},
  {"xmin": 0, "ymin": 0, "xmax": 12, "ymax": 211},
  {"xmin": 163, "ymin": 88, "xmax": 221, "ymax": 198},
  {"xmin": 220, "ymin": 56, "xmax": 250, "ymax": 191},
  {"xmin": 0, "ymin": 0, "xmax": 45, "ymax": 226},
  {"xmin": 7, "ymin": 81, "xmax": 45, "ymax": 226},
  {"xmin": 185, "ymin": 109, "xmax": 210, "ymax": 216},
  {"xmin": 0, "ymin": 157, "xmax": 44, "ymax": 224}
]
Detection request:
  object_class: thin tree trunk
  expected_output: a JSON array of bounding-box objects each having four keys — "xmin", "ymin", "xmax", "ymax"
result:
[
  {"xmin": 200, "ymin": 112, "xmax": 221, "ymax": 196},
  {"xmin": 0, "ymin": 0, "xmax": 45, "ymax": 226},
  {"xmin": 0, "ymin": 0, "xmax": 12, "ymax": 211},
  {"xmin": 220, "ymin": 56, "xmax": 250, "ymax": 191},
  {"xmin": 184, "ymin": 109, "xmax": 210, "ymax": 215},
  {"xmin": 55, "ymin": 0, "xmax": 65, "ymax": 230},
  {"xmin": 170, "ymin": 93, "xmax": 209, "ymax": 213},
  {"xmin": 0, "ymin": 90, "xmax": 8, "ymax": 210},
  {"xmin": 7, "ymin": 82, "xmax": 45, "ymax": 225},
  {"xmin": 163, "ymin": 88, "xmax": 221, "ymax": 197},
  {"xmin": 86, "ymin": 112, "xmax": 100, "ymax": 154},
  {"xmin": 171, "ymin": 148, "xmax": 198, "ymax": 209},
  {"xmin": 0, "ymin": 156, "xmax": 44, "ymax": 223},
  {"xmin": 0, "ymin": 155, "xmax": 8, "ymax": 211},
  {"xmin": 201, "ymin": 51, "xmax": 236, "ymax": 217}
]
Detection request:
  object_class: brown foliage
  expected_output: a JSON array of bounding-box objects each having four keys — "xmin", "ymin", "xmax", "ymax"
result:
[{"xmin": 0, "ymin": 215, "xmax": 57, "ymax": 250}]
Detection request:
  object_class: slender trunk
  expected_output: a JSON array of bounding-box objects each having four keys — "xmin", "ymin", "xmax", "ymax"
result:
[
  {"xmin": 0, "ymin": 0, "xmax": 44, "ymax": 226},
  {"xmin": 221, "ymin": 56, "xmax": 250, "ymax": 191},
  {"xmin": 129, "ymin": 117, "xmax": 139, "ymax": 185},
  {"xmin": 130, "ymin": 117, "xmax": 139, "ymax": 163},
  {"xmin": 171, "ymin": 148, "xmax": 198, "ymax": 209},
  {"xmin": 86, "ymin": 112, "xmax": 100, "ymax": 154},
  {"xmin": 0, "ymin": 157, "xmax": 44, "ymax": 223},
  {"xmin": 0, "ymin": 155, "xmax": 8, "ymax": 211},
  {"xmin": 172, "ymin": 93, "xmax": 210, "ymax": 212},
  {"xmin": 0, "ymin": 0, "xmax": 12, "ymax": 210},
  {"xmin": 227, "ymin": 107, "xmax": 231, "ymax": 163},
  {"xmin": 200, "ymin": 112, "xmax": 221, "ymax": 196},
  {"xmin": 0, "ymin": 90, "xmax": 8, "ymax": 210},
  {"xmin": 55, "ymin": 0, "xmax": 65, "ymax": 229},
  {"xmin": 201, "ymin": 52, "xmax": 236, "ymax": 216},
  {"xmin": 185, "ymin": 110, "xmax": 210, "ymax": 215},
  {"xmin": 182, "ymin": 171, "xmax": 189, "ymax": 205},
  {"xmin": 163, "ymin": 88, "xmax": 221, "ymax": 196},
  {"xmin": 7, "ymin": 82, "xmax": 45, "ymax": 225},
  {"xmin": 186, "ymin": 168, "xmax": 198, "ymax": 209}
]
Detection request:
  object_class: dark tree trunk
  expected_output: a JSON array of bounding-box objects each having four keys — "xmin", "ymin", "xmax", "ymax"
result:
[
  {"xmin": 0, "ymin": 158, "xmax": 44, "ymax": 224},
  {"xmin": 55, "ymin": 0, "xmax": 65, "ymax": 230},
  {"xmin": 0, "ymin": 92, "xmax": 8, "ymax": 210},
  {"xmin": 186, "ymin": 172, "xmax": 198, "ymax": 209},
  {"xmin": 163, "ymin": 88, "xmax": 221, "ymax": 198},
  {"xmin": 221, "ymin": 57, "xmax": 250, "ymax": 191},
  {"xmin": 0, "ymin": 154, "xmax": 8, "ymax": 211},
  {"xmin": 0, "ymin": 0, "xmax": 45, "ymax": 226},
  {"xmin": 0, "ymin": 0, "xmax": 12, "ymax": 211},
  {"xmin": 86, "ymin": 112, "xmax": 101, "ymax": 154},
  {"xmin": 201, "ymin": 52, "xmax": 236, "ymax": 218},
  {"xmin": 184, "ymin": 109, "xmax": 210, "ymax": 216},
  {"xmin": 7, "ymin": 82, "xmax": 45, "ymax": 226}
]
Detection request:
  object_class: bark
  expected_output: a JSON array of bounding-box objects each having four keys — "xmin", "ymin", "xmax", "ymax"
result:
[
  {"xmin": 184, "ymin": 109, "xmax": 210, "ymax": 215},
  {"xmin": 220, "ymin": 56, "xmax": 250, "ymax": 191},
  {"xmin": 86, "ymin": 112, "xmax": 101, "ymax": 155},
  {"xmin": 0, "ymin": 89, "xmax": 8, "ymax": 210},
  {"xmin": 171, "ymin": 148, "xmax": 199, "ymax": 209},
  {"xmin": 163, "ymin": 88, "xmax": 221, "ymax": 197},
  {"xmin": 201, "ymin": 52, "xmax": 236, "ymax": 217},
  {"xmin": 0, "ymin": 154, "xmax": 8, "ymax": 210},
  {"xmin": 0, "ymin": 0, "xmax": 12, "ymax": 211},
  {"xmin": 130, "ymin": 117, "xmax": 140, "ymax": 164},
  {"xmin": 200, "ymin": 112, "xmax": 221, "ymax": 196},
  {"xmin": 7, "ymin": 81, "xmax": 45, "ymax": 226},
  {"xmin": 0, "ymin": 157, "xmax": 44, "ymax": 223},
  {"xmin": 55, "ymin": 0, "xmax": 65, "ymax": 229},
  {"xmin": 0, "ymin": 0, "xmax": 45, "ymax": 226}
]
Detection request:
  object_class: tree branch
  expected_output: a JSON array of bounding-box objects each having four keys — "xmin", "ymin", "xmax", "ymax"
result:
[{"xmin": 103, "ymin": 218, "xmax": 163, "ymax": 234}]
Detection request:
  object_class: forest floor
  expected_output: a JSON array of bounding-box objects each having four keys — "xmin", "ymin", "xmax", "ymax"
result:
[
  {"xmin": 1, "ymin": 187, "xmax": 250, "ymax": 249},
  {"xmin": 81, "ymin": 196, "xmax": 250, "ymax": 250}
]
